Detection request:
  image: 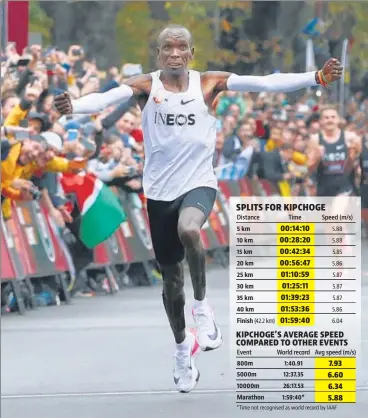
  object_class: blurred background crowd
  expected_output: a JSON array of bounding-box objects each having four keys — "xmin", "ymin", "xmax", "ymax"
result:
[{"xmin": 1, "ymin": 0, "xmax": 368, "ymax": 310}]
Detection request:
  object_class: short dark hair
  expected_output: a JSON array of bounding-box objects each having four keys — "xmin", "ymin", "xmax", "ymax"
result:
[{"xmin": 158, "ymin": 25, "xmax": 193, "ymax": 47}]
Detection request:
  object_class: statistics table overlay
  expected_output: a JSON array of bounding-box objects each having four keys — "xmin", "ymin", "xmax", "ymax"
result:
[{"xmin": 229, "ymin": 196, "xmax": 361, "ymax": 411}]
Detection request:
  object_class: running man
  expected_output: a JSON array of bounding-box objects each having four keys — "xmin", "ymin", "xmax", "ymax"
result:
[
  {"xmin": 54, "ymin": 25, "xmax": 343, "ymax": 393},
  {"xmin": 307, "ymin": 106, "xmax": 361, "ymax": 256},
  {"xmin": 307, "ymin": 106, "xmax": 361, "ymax": 199}
]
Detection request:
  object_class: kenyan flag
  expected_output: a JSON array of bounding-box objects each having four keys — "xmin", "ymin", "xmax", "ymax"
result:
[{"xmin": 61, "ymin": 172, "xmax": 126, "ymax": 248}]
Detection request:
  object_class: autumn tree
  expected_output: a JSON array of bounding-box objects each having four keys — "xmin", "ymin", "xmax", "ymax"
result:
[
  {"xmin": 327, "ymin": 1, "xmax": 368, "ymax": 77},
  {"xmin": 29, "ymin": 0, "xmax": 53, "ymax": 45},
  {"xmin": 116, "ymin": 1, "xmax": 239, "ymax": 71}
]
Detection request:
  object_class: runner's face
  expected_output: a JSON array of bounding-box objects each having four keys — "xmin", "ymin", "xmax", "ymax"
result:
[
  {"xmin": 158, "ymin": 31, "xmax": 193, "ymax": 74},
  {"xmin": 320, "ymin": 109, "xmax": 339, "ymax": 131}
]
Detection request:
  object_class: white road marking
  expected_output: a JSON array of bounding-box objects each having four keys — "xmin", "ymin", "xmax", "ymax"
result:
[{"xmin": 2, "ymin": 386, "xmax": 368, "ymax": 400}]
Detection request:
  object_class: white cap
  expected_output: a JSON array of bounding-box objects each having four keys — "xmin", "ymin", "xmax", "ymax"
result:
[{"xmin": 41, "ymin": 132, "xmax": 63, "ymax": 152}]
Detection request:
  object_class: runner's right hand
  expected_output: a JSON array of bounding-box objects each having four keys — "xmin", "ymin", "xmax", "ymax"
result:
[{"xmin": 54, "ymin": 92, "xmax": 73, "ymax": 115}]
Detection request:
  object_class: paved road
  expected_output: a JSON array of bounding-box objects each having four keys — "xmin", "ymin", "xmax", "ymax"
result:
[{"xmin": 2, "ymin": 244, "xmax": 368, "ymax": 418}]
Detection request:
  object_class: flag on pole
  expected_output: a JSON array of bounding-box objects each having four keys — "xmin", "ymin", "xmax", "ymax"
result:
[
  {"xmin": 302, "ymin": 17, "xmax": 329, "ymax": 37},
  {"xmin": 339, "ymin": 39, "xmax": 349, "ymax": 117},
  {"xmin": 306, "ymin": 39, "xmax": 317, "ymax": 72},
  {"xmin": 60, "ymin": 172, "xmax": 126, "ymax": 249}
]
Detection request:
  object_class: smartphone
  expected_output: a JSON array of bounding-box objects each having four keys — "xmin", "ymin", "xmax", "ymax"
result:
[
  {"xmin": 66, "ymin": 129, "xmax": 79, "ymax": 141},
  {"xmin": 71, "ymin": 48, "xmax": 82, "ymax": 57},
  {"xmin": 128, "ymin": 167, "xmax": 137, "ymax": 177},
  {"xmin": 17, "ymin": 58, "xmax": 31, "ymax": 66}
]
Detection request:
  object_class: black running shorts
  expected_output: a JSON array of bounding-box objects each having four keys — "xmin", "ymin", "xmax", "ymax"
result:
[
  {"xmin": 147, "ymin": 187, "xmax": 217, "ymax": 265},
  {"xmin": 317, "ymin": 177, "xmax": 353, "ymax": 197}
]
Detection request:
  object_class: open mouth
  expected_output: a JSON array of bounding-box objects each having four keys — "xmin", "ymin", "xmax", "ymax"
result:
[{"xmin": 168, "ymin": 63, "xmax": 182, "ymax": 68}]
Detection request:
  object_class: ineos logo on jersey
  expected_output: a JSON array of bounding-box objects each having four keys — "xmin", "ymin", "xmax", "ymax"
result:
[
  {"xmin": 154, "ymin": 112, "xmax": 196, "ymax": 126},
  {"xmin": 323, "ymin": 151, "xmax": 346, "ymax": 162}
]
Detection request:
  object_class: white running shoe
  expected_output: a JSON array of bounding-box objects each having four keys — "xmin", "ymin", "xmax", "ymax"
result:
[
  {"xmin": 192, "ymin": 303, "xmax": 222, "ymax": 351},
  {"xmin": 173, "ymin": 328, "xmax": 201, "ymax": 393}
]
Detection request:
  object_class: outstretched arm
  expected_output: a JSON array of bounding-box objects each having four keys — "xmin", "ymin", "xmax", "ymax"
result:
[
  {"xmin": 209, "ymin": 58, "xmax": 342, "ymax": 94},
  {"xmin": 54, "ymin": 74, "xmax": 151, "ymax": 115},
  {"xmin": 71, "ymin": 83, "xmax": 134, "ymax": 114}
]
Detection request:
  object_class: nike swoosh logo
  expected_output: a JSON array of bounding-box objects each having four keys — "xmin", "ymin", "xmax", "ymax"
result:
[
  {"xmin": 181, "ymin": 99, "xmax": 195, "ymax": 105},
  {"xmin": 208, "ymin": 324, "xmax": 218, "ymax": 341},
  {"xmin": 174, "ymin": 365, "xmax": 192, "ymax": 384}
]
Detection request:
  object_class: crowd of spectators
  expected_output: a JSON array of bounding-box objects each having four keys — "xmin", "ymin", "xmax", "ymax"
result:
[
  {"xmin": 213, "ymin": 88, "xmax": 368, "ymax": 195},
  {"xmin": 1, "ymin": 42, "xmax": 367, "ymax": 306}
]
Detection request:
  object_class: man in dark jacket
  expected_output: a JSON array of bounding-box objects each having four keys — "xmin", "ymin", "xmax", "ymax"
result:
[{"xmin": 259, "ymin": 143, "xmax": 297, "ymax": 183}]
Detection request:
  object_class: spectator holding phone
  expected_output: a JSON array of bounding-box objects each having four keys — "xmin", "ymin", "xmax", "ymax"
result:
[{"xmin": 219, "ymin": 122, "xmax": 257, "ymax": 180}]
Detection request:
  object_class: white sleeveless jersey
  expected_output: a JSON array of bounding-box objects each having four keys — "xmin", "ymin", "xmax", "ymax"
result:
[{"xmin": 141, "ymin": 70, "xmax": 218, "ymax": 201}]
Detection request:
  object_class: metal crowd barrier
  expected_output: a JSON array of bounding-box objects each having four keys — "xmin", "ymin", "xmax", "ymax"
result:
[{"xmin": 1, "ymin": 179, "xmax": 280, "ymax": 314}]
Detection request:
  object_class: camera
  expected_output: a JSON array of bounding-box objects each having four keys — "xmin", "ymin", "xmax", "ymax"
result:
[
  {"xmin": 71, "ymin": 48, "xmax": 83, "ymax": 57},
  {"xmin": 29, "ymin": 186, "xmax": 42, "ymax": 200},
  {"xmin": 128, "ymin": 166, "xmax": 137, "ymax": 177}
]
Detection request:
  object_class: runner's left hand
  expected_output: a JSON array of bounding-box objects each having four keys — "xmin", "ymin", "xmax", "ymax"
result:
[{"xmin": 321, "ymin": 58, "xmax": 343, "ymax": 83}]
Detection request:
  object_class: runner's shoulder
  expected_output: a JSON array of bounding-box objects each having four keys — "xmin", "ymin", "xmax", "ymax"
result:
[
  {"xmin": 200, "ymin": 71, "xmax": 233, "ymax": 91},
  {"xmin": 344, "ymin": 129, "xmax": 362, "ymax": 150},
  {"xmin": 123, "ymin": 73, "xmax": 152, "ymax": 96},
  {"xmin": 344, "ymin": 129, "xmax": 361, "ymax": 141}
]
